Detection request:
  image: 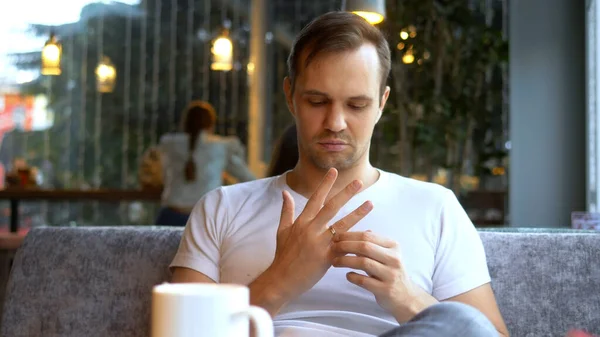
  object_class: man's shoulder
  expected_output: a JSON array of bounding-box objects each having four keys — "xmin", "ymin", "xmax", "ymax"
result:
[
  {"xmin": 211, "ymin": 176, "xmax": 281, "ymax": 205},
  {"xmin": 382, "ymin": 170, "xmax": 451, "ymax": 199},
  {"xmin": 376, "ymin": 170, "xmax": 452, "ymax": 215},
  {"xmin": 223, "ymin": 175, "xmax": 279, "ymax": 191},
  {"xmin": 192, "ymin": 177, "xmax": 281, "ymax": 221}
]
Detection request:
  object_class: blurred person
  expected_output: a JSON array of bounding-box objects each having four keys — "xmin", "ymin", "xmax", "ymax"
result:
[
  {"xmin": 170, "ymin": 12, "xmax": 508, "ymax": 337},
  {"xmin": 266, "ymin": 124, "xmax": 299, "ymax": 177},
  {"xmin": 139, "ymin": 100, "xmax": 255, "ymax": 227}
]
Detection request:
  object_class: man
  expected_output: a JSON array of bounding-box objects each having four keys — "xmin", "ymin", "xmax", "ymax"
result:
[{"xmin": 170, "ymin": 11, "xmax": 509, "ymax": 337}]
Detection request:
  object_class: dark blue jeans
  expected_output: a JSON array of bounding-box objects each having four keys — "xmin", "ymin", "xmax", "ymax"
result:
[
  {"xmin": 379, "ymin": 302, "xmax": 498, "ymax": 337},
  {"xmin": 155, "ymin": 207, "xmax": 190, "ymax": 227}
]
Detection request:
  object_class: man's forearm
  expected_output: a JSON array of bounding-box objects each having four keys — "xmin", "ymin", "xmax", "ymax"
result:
[
  {"xmin": 396, "ymin": 291, "xmax": 509, "ymax": 337},
  {"xmin": 392, "ymin": 290, "xmax": 439, "ymax": 323},
  {"xmin": 248, "ymin": 268, "xmax": 290, "ymax": 317}
]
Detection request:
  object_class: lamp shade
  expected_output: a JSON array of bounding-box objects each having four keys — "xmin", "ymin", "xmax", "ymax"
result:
[
  {"xmin": 95, "ymin": 56, "xmax": 117, "ymax": 93},
  {"xmin": 345, "ymin": 0, "xmax": 386, "ymax": 25},
  {"xmin": 41, "ymin": 34, "xmax": 62, "ymax": 76},
  {"xmin": 211, "ymin": 32, "xmax": 233, "ymax": 72}
]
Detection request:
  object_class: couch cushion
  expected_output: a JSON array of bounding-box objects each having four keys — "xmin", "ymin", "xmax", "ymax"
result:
[
  {"xmin": 480, "ymin": 230, "xmax": 600, "ymax": 337},
  {"xmin": 1, "ymin": 227, "xmax": 599, "ymax": 337},
  {"xmin": 0, "ymin": 227, "xmax": 182, "ymax": 337}
]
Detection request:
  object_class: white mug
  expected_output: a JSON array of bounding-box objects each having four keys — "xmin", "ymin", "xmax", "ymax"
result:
[{"xmin": 151, "ymin": 283, "xmax": 274, "ymax": 337}]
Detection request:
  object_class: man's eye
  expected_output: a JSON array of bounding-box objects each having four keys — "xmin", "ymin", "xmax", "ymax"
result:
[
  {"xmin": 349, "ymin": 104, "xmax": 367, "ymax": 110},
  {"xmin": 309, "ymin": 101, "xmax": 327, "ymax": 106}
]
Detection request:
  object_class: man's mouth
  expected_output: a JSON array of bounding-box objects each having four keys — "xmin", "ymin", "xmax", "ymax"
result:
[{"xmin": 318, "ymin": 140, "xmax": 348, "ymax": 152}]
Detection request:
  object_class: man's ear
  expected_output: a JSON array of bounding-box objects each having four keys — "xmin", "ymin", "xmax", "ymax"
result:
[
  {"xmin": 283, "ymin": 77, "xmax": 295, "ymax": 116},
  {"xmin": 376, "ymin": 86, "xmax": 391, "ymax": 123}
]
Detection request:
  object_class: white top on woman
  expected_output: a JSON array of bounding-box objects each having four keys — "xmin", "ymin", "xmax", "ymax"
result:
[{"xmin": 140, "ymin": 132, "xmax": 255, "ymax": 209}]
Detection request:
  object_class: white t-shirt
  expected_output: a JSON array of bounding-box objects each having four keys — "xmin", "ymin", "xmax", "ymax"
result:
[{"xmin": 170, "ymin": 170, "xmax": 490, "ymax": 337}]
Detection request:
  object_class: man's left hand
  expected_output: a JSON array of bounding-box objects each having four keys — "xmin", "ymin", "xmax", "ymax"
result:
[{"xmin": 331, "ymin": 231, "xmax": 438, "ymax": 323}]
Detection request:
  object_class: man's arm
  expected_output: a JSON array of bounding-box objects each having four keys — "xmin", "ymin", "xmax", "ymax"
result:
[
  {"xmin": 445, "ymin": 283, "xmax": 509, "ymax": 337},
  {"xmin": 331, "ymin": 231, "xmax": 509, "ymax": 336},
  {"xmin": 171, "ymin": 267, "xmax": 216, "ymax": 283},
  {"xmin": 171, "ymin": 266, "xmax": 288, "ymax": 317},
  {"xmin": 433, "ymin": 189, "xmax": 508, "ymax": 335}
]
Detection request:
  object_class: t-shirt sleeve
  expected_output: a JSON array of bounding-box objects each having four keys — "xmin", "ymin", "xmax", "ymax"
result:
[
  {"xmin": 431, "ymin": 189, "xmax": 491, "ymax": 300},
  {"xmin": 169, "ymin": 187, "xmax": 229, "ymax": 282}
]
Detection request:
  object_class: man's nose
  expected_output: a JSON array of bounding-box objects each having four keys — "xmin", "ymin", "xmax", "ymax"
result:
[{"xmin": 323, "ymin": 103, "xmax": 347, "ymax": 133}]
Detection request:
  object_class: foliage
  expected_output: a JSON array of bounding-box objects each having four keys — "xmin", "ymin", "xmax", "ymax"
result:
[{"xmin": 374, "ymin": 0, "xmax": 508, "ymax": 192}]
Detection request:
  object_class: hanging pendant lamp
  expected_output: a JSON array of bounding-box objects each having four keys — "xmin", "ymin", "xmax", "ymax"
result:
[
  {"xmin": 41, "ymin": 33, "xmax": 62, "ymax": 76},
  {"xmin": 344, "ymin": 0, "xmax": 386, "ymax": 25}
]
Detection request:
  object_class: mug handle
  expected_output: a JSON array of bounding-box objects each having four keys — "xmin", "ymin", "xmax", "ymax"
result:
[{"xmin": 236, "ymin": 306, "xmax": 273, "ymax": 337}]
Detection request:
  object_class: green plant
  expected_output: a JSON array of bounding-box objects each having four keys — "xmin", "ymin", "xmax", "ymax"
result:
[{"xmin": 376, "ymin": 0, "xmax": 508, "ymax": 193}]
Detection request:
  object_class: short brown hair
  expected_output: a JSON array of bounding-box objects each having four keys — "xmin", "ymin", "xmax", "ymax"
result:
[{"xmin": 287, "ymin": 11, "xmax": 391, "ymax": 97}]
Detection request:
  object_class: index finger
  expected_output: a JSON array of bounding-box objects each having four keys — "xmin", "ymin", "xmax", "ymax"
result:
[
  {"xmin": 333, "ymin": 231, "xmax": 396, "ymax": 249},
  {"xmin": 296, "ymin": 168, "xmax": 337, "ymax": 222},
  {"xmin": 311, "ymin": 179, "xmax": 363, "ymax": 228}
]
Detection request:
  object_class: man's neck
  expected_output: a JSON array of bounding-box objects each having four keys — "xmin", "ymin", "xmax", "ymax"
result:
[{"xmin": 287, "ymin": 159, "xmax": 380, "ymax": 199}]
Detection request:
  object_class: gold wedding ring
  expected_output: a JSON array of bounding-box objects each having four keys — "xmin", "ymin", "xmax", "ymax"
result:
[{"xmin": 328, "ymin": 226, "xmax": 336, "ymax": 236}]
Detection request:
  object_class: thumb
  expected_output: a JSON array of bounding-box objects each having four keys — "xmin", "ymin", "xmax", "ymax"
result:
[{"xmin": 278, "ymin": 190, "xmax": 295, "ymax": 233}]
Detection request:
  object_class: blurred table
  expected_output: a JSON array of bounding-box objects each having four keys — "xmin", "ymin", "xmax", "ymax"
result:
[
  {"xmin": 0, "ymin": 188, "xmax": 162, "ymax": 233},
  {"xmin": 459, "ymin": 190, "xmax": 507, "ymax": 226}
]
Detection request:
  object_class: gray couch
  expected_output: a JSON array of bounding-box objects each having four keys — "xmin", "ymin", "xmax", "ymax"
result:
[{"xmin": 1, "ymin": 227, "xmax": 599, "ymax": 337}]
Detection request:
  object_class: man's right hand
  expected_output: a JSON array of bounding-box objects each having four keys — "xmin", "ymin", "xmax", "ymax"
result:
[{"xmin": 249, "ymin": 168, "xmax": 374, "ymax": 316}]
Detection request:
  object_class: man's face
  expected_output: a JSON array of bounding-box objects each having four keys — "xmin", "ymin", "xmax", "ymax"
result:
[{"xmin": 284, "ymin": 44, "xmax": 390, "ymax": 171}]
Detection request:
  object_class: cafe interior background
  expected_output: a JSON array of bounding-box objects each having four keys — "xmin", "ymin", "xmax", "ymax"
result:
[{"xmin": 0, "ymin": 0, "xmax": 594, "ymax": 232}]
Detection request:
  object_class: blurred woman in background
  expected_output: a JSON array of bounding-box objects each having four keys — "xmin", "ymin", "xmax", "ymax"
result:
[{"xmin": 140, "ymin": 100, "xmax": 255, "ymax": 226}]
